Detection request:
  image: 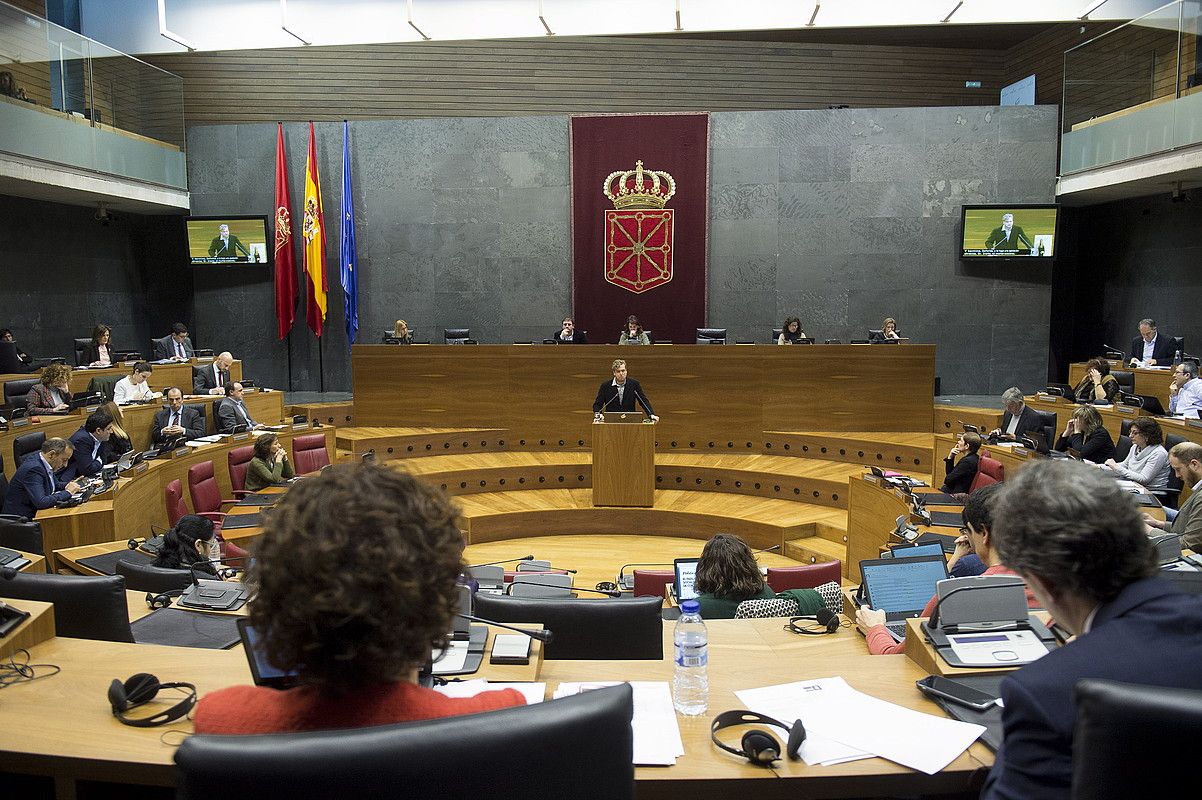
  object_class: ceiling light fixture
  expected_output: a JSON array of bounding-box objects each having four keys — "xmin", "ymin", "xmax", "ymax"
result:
[
  {"xmin": 942, "ymin": 1, "xmax": 964, "ymax": 23},
  {"xmin": 280, "ymin": 0, "xmax": 311, "ymax": 46},
  {"xmin": 157, "ymin": 0, "xmax": 196, "ymax": 51},
  {"xmin": 539, "ymin": 0, "xmax": 553, "ymax": 35},
  {"xmin": 675, "ymin": 0, "xmax": 683, "ymax": 32},
  {"xmin": 807, "ymin": 3, "xmax": 821, "ymax": 27}
]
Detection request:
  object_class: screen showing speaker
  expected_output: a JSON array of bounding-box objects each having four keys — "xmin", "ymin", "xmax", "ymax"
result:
[
  {"xmin": 185, "ymin": 215, "xmax": 271, "ymax": 266},
  {"xmin": 960, "ymin": 204, "xmax": 1058, "ymax": 259}
]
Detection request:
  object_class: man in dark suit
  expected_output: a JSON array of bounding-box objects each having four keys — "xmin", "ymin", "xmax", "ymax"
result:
[
  {"xmin": 1129, "ymin": 318, "xmax": 1177, "ymax": 367},
  {"xmin": 990, "ymin": 387, "xmax": 1044, "ymax": 442},
  {"xmin": 1, "ymin": 437, "xmax": 81, "ymax": 518},
  {"xmin": 207, "ymin": 224, "xmax": 250, "ymax": 259},
  {"xmin": 592, "ymin": 359, "xmax": 658, "ymax": 421},
  {"xmin": 552, "ymin": 316, "xmax": 588, "ymax": 344},
  {"xmin": 60, "ymin": 409, "xmax": 115, "ymax": 481},
  {"xmin": 194, "ymin": 351, "xmax": 233, "ymax": 395},
  {"xmin": 981, "ymin": 461, "xmax": 1202, "ymax": 800},
  {"xmin": 152, "ymin": 323, "xmax": 195, "ymax": 361},
  {"xmin": 217, "ymin": 382, "xmax": 265, "ymax": 433},
  {"xmin": 984, "ymin": 212, "xmax": 1032, "ymax": 252},
  {"xmin": 153, "ymin": 387, "xmax": 206, "ymax": 444}
]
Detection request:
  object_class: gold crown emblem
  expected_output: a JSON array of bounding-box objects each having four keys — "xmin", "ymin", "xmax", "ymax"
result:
[{"xmin": 602, "ymin": 160, "xmax": 676, "ymax": 210}]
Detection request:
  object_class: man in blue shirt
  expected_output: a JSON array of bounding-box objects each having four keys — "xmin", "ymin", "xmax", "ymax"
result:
[
  {"xmin": 1168, "ymin": 361, "xmax": 1202, "ymax": 418},
  {"xmin": 1, "ymin": 438, "xmax": 81, "ymax": 518}
]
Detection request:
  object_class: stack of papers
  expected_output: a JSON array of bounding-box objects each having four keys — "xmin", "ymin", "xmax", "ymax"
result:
[
  {"xmin": 554, "ymin": 681, "xmax": 685, "ymax": 765},
  {"xmin": 735, "ymin": 677, "xmax": 985, "ymax": 774},
  {"xmin": 434, "ymin": 679, "xmax": 546, "ymax": 706}
]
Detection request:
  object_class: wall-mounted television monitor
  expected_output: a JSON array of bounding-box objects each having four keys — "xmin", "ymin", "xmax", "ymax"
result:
[
  {"xmin": 960, "ymin": 204, "xmax": 1059, "ymax": 259},
  {"xmin": 185, "ymin": 215, "xmax": 271, "ymax": 266}
]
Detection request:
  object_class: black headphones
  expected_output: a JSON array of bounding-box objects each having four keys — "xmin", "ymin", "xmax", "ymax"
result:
[
  {"xmin": 108, "ymin": 673, "xmax": 197, "ymax": 727},
  {"xmin": 711, "ymin": 710, "xmax": 806, "ymax": 765},
  {"xmin": 786, "ymin": 607, "xmax": 841, "ymax": 636},
  {"xmin": 145, "ymin": 590, "xmax": 184, "ymax": 609}
]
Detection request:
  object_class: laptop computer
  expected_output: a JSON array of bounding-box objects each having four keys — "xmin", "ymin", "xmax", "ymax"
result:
[
  {"xmin": 1122, "ymin": 392, "xmax": 1167, "ymax": 416},
  {"xmin": 883, "ymin": 542, "xmax": 945, "ymax": 560},
  {"xmin": 859, "ymin": 554, "xmax": 951, "ymax": 642},
  {"xmin": 236, "ymin": 618, "xmax": 299, "ymax": 689},
  {"xmin": 674, "ymin": 558, "xmax": 700, "ymax": 602}
]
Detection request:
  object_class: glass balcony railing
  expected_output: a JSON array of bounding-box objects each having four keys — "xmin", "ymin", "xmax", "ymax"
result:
[{"xmin": 0, "ymin": 1, "xmax": 186, "ymax": 189}]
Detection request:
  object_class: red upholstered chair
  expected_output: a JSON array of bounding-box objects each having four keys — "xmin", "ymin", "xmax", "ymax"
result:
[
  {"xmin": 766, "ymin": 561, "xmax": 842, "ymax": 593},
  {"xmin": 969, "ymin": 454, "xmax": 1005, "ymax": 493},
  {"xmin": 165, "ymin": 478, "xmax": 225, "ymax": 528},
  {"xmin": 227, "ymin": 445, "xmax": 256, "ymax": 497},
  {"xmin": 632, "ymin": 569, "xmax": 674, "ymax": 599},
  {"xmin": 291, "ymin": 434, "xmax": 330, "ymax": 475},
  {"xmin": 188, "ymin": 461, "xmax": 233, "ymax": 514}
]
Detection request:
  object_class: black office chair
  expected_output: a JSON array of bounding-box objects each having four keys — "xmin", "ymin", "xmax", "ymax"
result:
[
  {"xmin": 771, "ymin": 328, "xmax": 783, "ymax": 342},
  {"xmin": 0, "ymin": 454, "xmax": 7, "ymax": 502},
  {"xmin": 73, "ymin": 338, "xmax": 92, "ymax": 366},
  {"xmin": 1120, "ymin": 418, "xmax": 1134, "ymax": 437},
  {"xmin": 13, "ymin": 431, "xmax": 45, "ymax": 467},
  {"xmin": 115, "ymin": 560, "xmax": 194, "ymax": 593},
  {"xmin": 1111, "ymin": 370, "xmax": 1135, "ymax": 392},
  {"xmin": 0, "ymin": 572, "xmax": 134, "ymax": 642},
  {"xmin": 3, "ymin": 377, "xmax": 40, "ymax": 413},
  {"xmin": 1161, "ymin": 433, "xmax": 1188, "ymax": 509},
  {"xmin": 1114, "ymin": 434, "xmax": 1133, "ymax": 462},
  {"xmin": 0, "ymin": 341, "xmax": 30, "ymax": 374},
  {"xmin": 1171, "ymin": 336, "xmax": 1186, "ymax": 356},
  {"xmin": 0, "ymin": 514, "xmax": 43, "ymax": 555},
  {"xmin": 1033, "ymin": 410, "xmax": 1058, "ymax": 448},
  {"xmin": 175, "ymin": 684, "xmax": 635, "ymax": 800},
  {"xmin": 695, "ymin": 328, "xmax": 727, "ymax": 345},
  {"xmin": 1072, "ymin": 679, "xmax": 1202, "ymax": 800},
  {"xmin": 472, "ymin": 594, "xmax": 663, "ymax": 660},
  {"xmin": 443, "ymin": 328, "xmax": 471, "ymax": 345}
]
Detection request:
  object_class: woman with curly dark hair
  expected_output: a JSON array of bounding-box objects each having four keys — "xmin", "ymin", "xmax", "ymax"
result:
[
  {"xmin": 777, "ymin": 316, "xmax": 807, "ymax": 345},
  {"xmin": 693, "ymin": 533, "xmax": 774, "ymax": 619},
  {"xmin": 193, "ymin": 465, "xmax": 525, "ymax": 734},
  {"xmin": 26, "ymin": 362, "xmax": 73, "ymax": 415}
]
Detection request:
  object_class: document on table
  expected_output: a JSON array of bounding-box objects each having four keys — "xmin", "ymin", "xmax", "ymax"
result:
[
  {"xmin": 554, "ymin": 681, "xmax": 685, "ymax": 766},
  {"xmin": 434, "ymin": 679, "xmax": 546, "ymax": 706},
  {"xmin": 736, "ymin": 677, "xmax": 985, "ymax": 775},
  {"xmin": 430, "ymin": 641, "xmax": 469, "ymax": 673}
]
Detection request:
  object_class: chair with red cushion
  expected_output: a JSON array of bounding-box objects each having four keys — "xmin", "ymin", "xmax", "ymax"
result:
[
  {"xmin": 632, "ymin": 569, "xmax": 674, "ymax": 599},
  {"xmin": 188, "ymin": 460, "xmax": 233, "ymax": 514},
  {"xmin": 165, "ymin": 478, "xmax": 225, "ymax": 528},
  {"xmin": 227, "ymin": 445, "xmax": 256, "ymax": 498},
  {"xmin": 766, "ymin": 561, "xmax": 841, "ymax": 593},
  {"xmin": 291, "ymin": 434, "xmax": 330, "ymax": 475},
  {"xmin": 969, "ymin": 453, "xmax": 1005, "ymax": 493}
]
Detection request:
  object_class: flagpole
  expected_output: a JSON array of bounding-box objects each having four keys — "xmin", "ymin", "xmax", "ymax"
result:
[{"xmin": 318, "ymin": 333, "xmax": 325, "ymax": 393}]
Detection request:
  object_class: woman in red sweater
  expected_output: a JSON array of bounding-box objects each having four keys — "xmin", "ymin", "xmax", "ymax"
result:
[
  {"xmin": 855, "ymin": 482, "xmax": 1039, "ymax": 656},
  {"xmin": 194, "ymin": 465, "xmax": 524, "ymax": 734}
]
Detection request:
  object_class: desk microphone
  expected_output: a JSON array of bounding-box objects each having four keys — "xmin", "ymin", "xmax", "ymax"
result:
[
  {"xmin": 752, "ymin": 545, "xmax": 781, "ymax": 557},
  {"xmin": 616, "ymin": 562, "xmax": 674, "ymax": 589},
  {"xmin": 630, "ymin": 384, "xmax": 654, "ymax": 418},
  {"xmin": 457, "ymin": 613, "xmax": 553, "ymax": 643},
  {"xmin": 188, "ymin": 555, "xmax": 250, "ymax": 583},
  {"xmin": 466, "ymin": 554, "xmax": 535, "ymax": 570},
  {"xmin": 597, "ymin": 385, "xmax": 623, "ymax": 416},
  {"xmin": 507, "ymin": 581, "xmax": 620, "ymax": 598}
]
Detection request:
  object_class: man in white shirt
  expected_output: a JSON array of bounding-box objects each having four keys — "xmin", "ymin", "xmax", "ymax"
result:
[
  {"xmin": 1168, "ymin": 361, "xmax": 1202, "ymax": 418},
  {"xmin": 990, "ymin": 387, "xmax": 1043, "ymax": 441},
  {"xmin": 113, "ymin": 362, "xmax": 160, "ymax": 405},
  {"xmin": 1129, "ymin": 318, "xmax": 1176, "ymax": 367}
]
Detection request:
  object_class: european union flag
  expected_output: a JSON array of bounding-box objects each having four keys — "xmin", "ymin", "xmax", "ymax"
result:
[{"xmin": 339, "ymin": 120, "xmax": 359, "ymax": 349}]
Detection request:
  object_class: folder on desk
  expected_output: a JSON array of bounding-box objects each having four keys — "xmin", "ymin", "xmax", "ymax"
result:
[
  {"xmin": 131, "ymin": 608, "xmax": 241, "ymax": 649},
  {"xmin": 219, "ymin": 513, "xmax": 262, "ymax": 530}
]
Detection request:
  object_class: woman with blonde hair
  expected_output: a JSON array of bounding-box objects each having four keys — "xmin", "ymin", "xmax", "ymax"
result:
[
  {"xmin": 98, "ymin": 400, "xmax": 134, "ymax": 458},
  {"xmin": 26, "ymin": 363, "xmax": 73, "ymax": 415},
  {"xmin": 391, "ymin": 320, "xmax": 413, "ymax": 344},
  {"xmin": 1055, "ymin": 404, "xmax": 1116, "ymax": 463}
]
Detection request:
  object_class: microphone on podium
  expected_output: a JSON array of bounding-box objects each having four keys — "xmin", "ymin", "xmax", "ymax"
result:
[
  {"xmin": 457, "ymin": 613, "xmax": 553, "ymax": 643},
  {"xmin": 465, "ymin": 554, "xmax": 536, "ymax": 570}
]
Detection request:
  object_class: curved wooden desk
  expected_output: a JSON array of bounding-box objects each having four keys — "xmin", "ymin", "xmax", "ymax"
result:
[{"xmin": 0, "ymin": 358, "xmax": 243, "ymax": 400}]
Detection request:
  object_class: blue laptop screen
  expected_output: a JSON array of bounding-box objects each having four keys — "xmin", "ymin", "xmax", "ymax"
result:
[
  {"xmin": 861, "ymin": 557, "xmax": 949, "ymax": 613},
  {"xmin": 889, "ymin": 543, "xmax": 945, "ymax": 559}
]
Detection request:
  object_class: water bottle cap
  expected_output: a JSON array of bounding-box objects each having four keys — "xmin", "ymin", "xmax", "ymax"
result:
[{"xmin": 680, "ymin": 600, "xmax": 700, "ymax": 614}]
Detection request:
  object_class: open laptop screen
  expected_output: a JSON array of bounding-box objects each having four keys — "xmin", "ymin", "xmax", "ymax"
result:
[
  {"xmin": 237, "ymin": 618, "xmax": 300, "ymax": 689},
  {"xmin": 861, "ymin": 555, "xmax": 950, "ymax": 615},
  {"xmin": 674, "ymin": 558, "xmax": 700, "ymax": 602}
]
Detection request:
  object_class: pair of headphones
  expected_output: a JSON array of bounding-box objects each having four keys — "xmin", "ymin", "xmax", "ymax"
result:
[
  {"xmin": 108, "ymin": 673, "xmax": 197, "ymax": 727},
  {"xmin": 145, "ymin": 590, "xmax": 184, "ymax": 609},
  {"xmin": 786, "ymin": 607, "xmax": 841, "ymax": 636},
  {"xmin": 711, "ymin": 710, "xmax": 806, "ymax": 765}
]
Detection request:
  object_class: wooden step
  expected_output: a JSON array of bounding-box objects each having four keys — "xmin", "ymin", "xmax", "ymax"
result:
[
  {"xmin": 784, "ymin": 535, "xmax": 846, "ymax": 566},
  {"xmin": 932, "ymin": 405, "xmax": 1002, "ymax": 436},
  {"xmin": 335, "ymin": 426, "xmax": 587, "ymax": 461},
  {"xmin": 763, "ymin": 431, "xmax": 934, "ymax": 472},
  {"xmin": 290, "ymin": 401, "xmax": 356, "ymax": 426}
]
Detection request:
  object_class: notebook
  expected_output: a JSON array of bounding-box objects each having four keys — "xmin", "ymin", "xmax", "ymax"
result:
[{"xmin": 860, "ymin": 555, "xmax": 950, "ymax": 642}]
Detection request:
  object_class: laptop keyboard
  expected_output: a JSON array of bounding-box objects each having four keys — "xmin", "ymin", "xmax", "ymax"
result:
[{"xmin": 885, "ymin": 621, "xmax": 908, "ymax": 641}]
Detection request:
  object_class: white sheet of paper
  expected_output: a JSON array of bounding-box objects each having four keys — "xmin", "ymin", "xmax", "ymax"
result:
[
  {"xmin": 430, "ymin": 640, "xmax": 469, "ymax": 674},
  {"xmin": 434, "ymin": 680, "xmax": 546, "ymax": 705},
  {"xmin": 554, "ymin": 681, "xmax": 685, "ymax": 766},
  {"xmin": 737, "ymin": 677, "xmax": 985, "ymax": 775},
  {"xmin": 735, "ymin": 682, "xmax": 870, "ymax": 765}
]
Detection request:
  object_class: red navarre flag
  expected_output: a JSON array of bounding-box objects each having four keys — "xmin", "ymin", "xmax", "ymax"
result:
[{"xmin": 273, "ymin": 123, "xmax": 298, "ymax": 339}]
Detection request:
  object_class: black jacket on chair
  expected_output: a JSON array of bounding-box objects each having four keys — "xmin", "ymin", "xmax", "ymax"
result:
[{"xmin": 592, "ymin": 378, "xmax": 654, "ymax": 417}]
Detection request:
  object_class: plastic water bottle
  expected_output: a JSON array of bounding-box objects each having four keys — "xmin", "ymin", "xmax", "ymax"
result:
[{"xmin": 673, "ymin": 599, "xmax": 709, "ymax": 715}]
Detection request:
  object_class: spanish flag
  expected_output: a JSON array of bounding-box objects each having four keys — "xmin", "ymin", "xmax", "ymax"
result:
[{"xmin": 302, "ymin": 121, "xmax": 327, "ymax": 337}]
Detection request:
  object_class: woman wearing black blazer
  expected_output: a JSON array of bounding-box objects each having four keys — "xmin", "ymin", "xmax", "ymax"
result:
[
  {"xmin": 941, "ymin": 432, "xmax": 982, "ymax": 495},
  {"xmin": 1055, "ymin": 405, "xmax": 1116, "ymax": 464},
  {"xmin": 82, "ymin": 324, "xmax": 116, "ymax": 367}
]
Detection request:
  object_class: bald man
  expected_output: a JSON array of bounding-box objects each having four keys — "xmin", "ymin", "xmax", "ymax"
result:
[{"xmin": 194, "ymin": 351, "xmax": 234, "ymax": 395}]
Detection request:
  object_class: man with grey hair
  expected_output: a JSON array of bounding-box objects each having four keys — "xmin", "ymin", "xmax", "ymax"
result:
[
  {"xmin": 1130, "ymin": 318, "xmax": 1176, "ymax": 367},
  {"xmin": 981, "ymin": 460, "xmax": 1202, "ymax": 800},
  {"xmin": 990, "ymin": 387, "xmax": 1043, "ymax": 441},
  {"xmin": 1144, "ymin": 440, "xmax": 1202, "ymax": 551},
  {"xmin": 1, "ymin": 437, "xmax": 82, "ymax": 518}
]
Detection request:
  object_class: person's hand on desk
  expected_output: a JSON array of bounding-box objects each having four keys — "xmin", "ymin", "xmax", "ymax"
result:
[
  {"xmin": 52, "ymin": 402, "xmax": 69, "ymax": 413},
  {"xmin": 1143, "ymin": 513, "xmax": 1167, "ymax": 533},
  {"xmin": 855, "ymin": 606, "xmax": 887, "ymax": 635},
  {"xmin": 650, "ymin": 414, "xmax": 659, "ymax": 422},
  {"xmin": 209, "ymin": 387, "xmax": 224, "ymax": 396},
  {"xmin": 1103, "ymin": 458, "xmax": 1119, "ymax": 470},
  {"xmin": 64, "ymin": 479, "xmax": 82, "ymax": 495}
]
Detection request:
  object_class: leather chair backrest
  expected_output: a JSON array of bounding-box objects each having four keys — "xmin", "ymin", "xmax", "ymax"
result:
[
  {"xmin": 472, "ymin": 594, "xmax": 663, "ymax": 660},
  {"xmin": 165, "ymin": 479, "xmax": 189, "ymax": 526},
  {"xmin": 969, "ymin": 454, "xmax": 1005, "ymax": 492},
  {"xmin": 1114, "ymin": 434, "xmax": 1133, "ymax": 463},
  {"xmin": 1111, "ymin": 370, "xmax": 1135, "ymax": 390},
  {"xmin": 0, "ymin": 514, "xmax": 43, "ymax": 554},
  {"xmin": 632, "ymin": 569, "xmax": 674, "ymax": 599},
  {"xmin": 85, "ymin": 374, "xmax": 123, "ymax": 402},
  {"xmin": 73, "ymin": 338, "xmax": 91, "ymax": 366},
  {"xmin": 13, "ymin": 431, "xmax": 46, "ymax": 466},
  {"xmin": 771, "ymin": 328, "xmax": 783, "ymax": 341},
  {"xmin": 188, "ymin": 461, "xmax": 223, "ymax": 514},
  {"xmin": 175, "ymin": 684, "xmax": 635, "ymax": 800},
  {"xmin": 1120, "ymin": 418, "xmax": 1134, "ymax": 437},
  {"xmin": 0, "ymin": 572, "xmax": 133, "ymax": 642},
  {"xmin": 0, "ymin": 471, "xmax": 7, "ymax": 508},
  {"xmin": 291, "ymin": 434, "xmax": 330, "ymax": 475},
  {"xmin": 115, "ymin": 559, "xmax": 194, "ymax": 593},
  {"xmin": 1171, "ymin": 336, "xmax": 1186, "ymax": 355},
  {"xmin": 4, "ymin": 377, "xmax": 40, "ymax": 411},
  {"xmin": 1164, "ymin": 434, "xmax": 1188, "ymax": 493},
  {"xmin": 443, "ymin": 328, "xmax": 471, "ymax": 344},
  {"xmin": 766, "ymin": 561, "xmax": 841, "ymax": 592},
  {"xmin": 1071, "ymin": 679, "xmax": 1202, "ymax": 800},
  {"xmin": 0, "ymin": 341, "xmax": 27, "ymax": 374},
  {"xmin": 695, "ymin": 328, "xmax": 727, "ymax": 344},
  {"xmin": 228, "ymin": 445, "xmax": 255, "ymax": 493},
  {"xmin": 1032, "ymin": 409, "xmax": 1058, "ymax": 448}
]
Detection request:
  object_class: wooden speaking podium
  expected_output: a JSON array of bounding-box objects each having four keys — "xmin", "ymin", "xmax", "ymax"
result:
[{"xmin": 592, "ymin": 416, "xmax": 655, "ymax": 507}]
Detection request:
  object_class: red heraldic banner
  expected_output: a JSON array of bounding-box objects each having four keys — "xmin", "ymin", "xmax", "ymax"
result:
[{"xmin": 571, "ymin": 114, "xmax": 709, "ymax": 345}]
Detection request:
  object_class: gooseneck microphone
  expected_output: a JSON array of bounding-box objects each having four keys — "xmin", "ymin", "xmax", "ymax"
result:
[
  {"xmin": 458, "ymin": 613, "xmax": 553, "ymax": 643},
  {"xmin": 466, "ymin": 555, "xmax": 535, "ymax": 570},
  {"xmin": 507, "ymin": 581, "xmax": 620, "ymax": 598},
  {"xmin": 752, "ymin": 545, "xmax": 781, "ymax": 557}
]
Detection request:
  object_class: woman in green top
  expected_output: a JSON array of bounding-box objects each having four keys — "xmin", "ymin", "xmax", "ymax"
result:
[
  {"xmin": 693, "ymin": 534, "xmax": 774, "ymax": 619},
  {"xmin": 245, "ymin": 433, "xmax": 295, "ymax": 491},
  {"xmin": 618, "ymin": 315, "xmax": 651, "ymax": 345}
]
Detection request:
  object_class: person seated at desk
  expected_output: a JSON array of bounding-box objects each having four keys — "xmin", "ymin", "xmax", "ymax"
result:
[
  {"xmin": 113, "ymin": 362, "xmax": 160, "ymax": 405},
  {"xmin": 1168, "ymin": 361, "xmax": 1202, "ymax": 418},
  {"xmin": 777, "ymin": 316, "xmax": 807, "ymax": 345},
  {"xmin": 1101, "ymin": 417, "xmax": 1170, "ymax": 492},
  {"xmin": 153, "ymin": 514, "xmax": 219, "ymax": 575},
  {"xmin": 1143, "ymin": 441, "xmax": 1202, "ymax": 552},
  {"xmin": 61, "ymin": 409, "xmax": 114, "ymax": 481},
  {"xmin": 152, "ymin": 322, "xmax": 195, "ymax": 361},
  {"xmin": 553, "ymin": 315, "xmax": 587, "ymax": 344},
  {"xmin": 940, "ymin": 432, "xmax": 981, "ymax": 495},
  {"xmin": 97, "ymin": 401, "xmax": 133, "ymax": 460},
  {"xmin": 989, "ymin": 387, "xmax": 1044, "ymax": 441},
  {"xmin": 618, "ymin": 315, "xmax": 650, "ymax": 345},
  {"xmin": 981, "ymin": 461, "xmax": 1202, "ymax": 800},
  {"xmin": 194, "ymin": 351, "xmax": 234, "ymax": 396},
  {"xmin": 1055, "ymin": 405, "xmax": 1115, "ymax": 464},
  {"xmin": 592, "ymin": 359, "xmax": 658, "ymax": 422},
  {"xmin": 1130, "ymin": 317, "xmax": 1176, "ymax": 367},
  {"xmin": 390, "ymin": 319, "xmax": 413, "ymax": 344},
  {"xmin": 245, "ymin": 433, "xmax": 295, "ymax": 491},
  {"xmin": 881, "ymin": 317, "xmax": 900, "ymax": 340},
  {"xmin": 152, "ymin": 387, "xmax": 206, "ymax": 443},
  {"xmin": 82, "ymin": 324, "xmax": 115, "ymax": 368},
  {"xmin": 193, "ymin": 465, "xmax": 525, "ymax": 734},
  {"xmin": 25, "ymin": 363, "xmax": 73, "ymax": 415},
  {"xmin": 1, "ymin": 437, "xmax": 81, "ymax": 518},
  {"xmin": 217, "ymin": 382, "xmax": 265, "ymax": 433},
  {"xmin": 693, "ymin": 533, "xmax": 776, "ymax": 619},
  {"xmin": 0, "ymin": 328, "xmax": 31, "ymax": 366},
  {"xmin": 1072, "ymin": 357, "xmax": 1120, "ymax": 404},
  {"xmin": 856, "ymin": 484, "xmax": 1037, "ymax": 655}
]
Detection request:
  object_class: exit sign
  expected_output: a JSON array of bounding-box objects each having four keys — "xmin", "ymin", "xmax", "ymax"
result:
[{"xmin": 965, "ymin": 80, "xmax": 982, "ymax": 88}]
